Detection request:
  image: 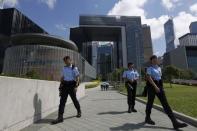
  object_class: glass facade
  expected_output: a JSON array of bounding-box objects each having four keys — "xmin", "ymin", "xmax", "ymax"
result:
[
  {"xmin": 186, "ymin": 47, "xmax": 197, "ymax": 73},
  {"xmin": 0, "ymin": 8, "xmax": 47, "ymax": 36},
  {"xmin": 164, "ymin": 19, "xmax": 175, "ymax": 52},
  {"xmin": 0, "ymin": 8, "xmax": 47, "ymax": 73},
  {"xmin": 3, "ymin": 44, "xmax": 96, "ymax": 81},
  {"xmin": 190, "ymin": 22, "xmax": 197, "ymax": 33}
]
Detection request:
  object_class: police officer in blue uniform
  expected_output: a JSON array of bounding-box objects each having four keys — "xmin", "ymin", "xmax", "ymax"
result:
[
  {"xmin": 123, "ymin": 63, "xmax": 139, "ymax": 113},
  {"xmin": 145, "ymin": 55, "xmax": 187, "ymax": 129},
  {"xmin": 51, "ymin": 56, "xmax": 81, "ymax": 124}
]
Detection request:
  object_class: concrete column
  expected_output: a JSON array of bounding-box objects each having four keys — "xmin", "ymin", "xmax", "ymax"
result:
[{"xmin": 121, "ymin": 27, "xmax": 127, "ymax": 68}]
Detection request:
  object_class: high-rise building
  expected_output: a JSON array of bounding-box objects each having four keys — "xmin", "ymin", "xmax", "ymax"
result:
[
  {"xmin": 164, "ymin": 19, "xmax": 176, "ymax": 52},
  {"xmin": 179, "ymin": 33, "xmax": 197, "ymax": 47},
  {"xmin": 190, "ymin": 21, "xmax": 197, "ymax": 33},
  {"xmin": 142, "ymin": 24, "xmax": 153, "ymax": 63},
  {"xmin": 0, "ymin": 8, "xmax": 48, "ymax": 72}
]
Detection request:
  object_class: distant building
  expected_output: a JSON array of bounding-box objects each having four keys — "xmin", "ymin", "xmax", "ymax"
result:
[
  {"xmin": 179, "ymin": 33, "xmax": 197, "ymax": 47},
  {"xmin": 97, "ymin": 43, "xmax": 113, "ymax": 79},
  {"xmin": 164, "ymin": 19, "xmax": 176, "ymax": 52},
  {"xmin": 142, "ymin": 24, "xmax": 153, "ymax": 63},
  {"xmin": 163, "ymin": 46, "xmax": 197, "ymax": 73},
  {"xmin": 190, "ymin": 22, "xmax": 197, "ymax": 33}
]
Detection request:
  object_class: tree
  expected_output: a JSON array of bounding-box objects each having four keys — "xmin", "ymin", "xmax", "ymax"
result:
[
  {"xmin": 180, "ymin": 69, "xmax": 195, "ymax": 80},
  {"xmin": 163, "ymin": 65, "xmax": 180, "ymax": 88}
]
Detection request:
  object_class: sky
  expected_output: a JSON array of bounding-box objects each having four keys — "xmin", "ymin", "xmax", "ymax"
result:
[{"xmin": 1, "ymin": 0, "xmax": 197, "ymax": 56}]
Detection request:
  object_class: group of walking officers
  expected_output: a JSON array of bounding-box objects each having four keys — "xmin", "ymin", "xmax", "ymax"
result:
[{"xmin": 51, "ymin": 55, "xmax": 188, "ymax": 130}]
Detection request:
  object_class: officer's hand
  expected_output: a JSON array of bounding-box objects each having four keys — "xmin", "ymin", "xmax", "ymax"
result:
[
  {"xmin": 129, "ymin": 80, "xmax": 133, "ymax": 83},
  {"xmin": 74, "ymin": 88, "xmax": 78, "ymax": 92},
  {"xmin": 155, "ymin": 87, "xmax": 160, "ymax": 93},
  {"xmin": 76, "ymin": 82, "xmax": 79, "ymax": 87},
  {"xmin": 59, "ymin": 87, "xmax": 62, "ymax": 96}
]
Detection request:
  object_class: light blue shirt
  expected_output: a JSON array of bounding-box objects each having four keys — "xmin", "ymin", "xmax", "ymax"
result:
[
  {"xmin": 123, "ymin": 69, "xmax": 135, "ymax": 80},
  {"xmin": 147, "ymin": 65, "xmax": 162, "ymax": 81},
  {"xmin": 61, "ymin": 65, "xmax": 80, "ymax": 81}
]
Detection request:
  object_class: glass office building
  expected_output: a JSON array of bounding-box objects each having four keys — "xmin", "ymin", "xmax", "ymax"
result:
[
  {"xmin": 3, "ymin": 33, "xmax": 96, "ymax": 81},
  {"xmin": 190, "ymin": 22, "xmax": 197, "ymax": 33},
  {"xmin": 163, "ymin": 46, "xmax": 197, "ymax": 73},
  {"xmin": 164, "ymin": 19, "xmax": 176, "ymax": 52}
]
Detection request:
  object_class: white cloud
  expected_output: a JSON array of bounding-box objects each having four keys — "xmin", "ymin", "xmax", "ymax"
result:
[
  {"xmin": 142, "ymin": 15, "xmax": 169, "ymax": 40},
  {"xmin": 173, "ymin": 12, "xmax": 197, "ymax": 42},
  {"xmin": 1, "ymin": 0, "xmax": 19, "ymax": 7},
  {"xmin": 38, "ymin": 0, "xmax": 57, "ymax": 9},
  {"xmin": 108, "ymin": 0, "xmax": 168, "ymax": 40},
  {"xmin": 55, "ymin": 24, "xmax": 68, "ymax": 31},
  {"xmin": 1, "ymin": 0, "xmax": 57, "ymax": 9},
  {"xmin": 190, "ymin": 3, "xmax": 197, "ymax": 15},
  {"xmin": 161, "ymin": 0, "xmax": 180, "ymax": 10},
  {"xmin": 108, "ymin": 0, "xmax": 147, "ymax": 17},
  {"xmin": 108, "ymin": 0, "xmax": 197, "ymax": 55}
]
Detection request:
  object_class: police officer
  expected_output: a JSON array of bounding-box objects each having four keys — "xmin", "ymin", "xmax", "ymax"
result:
[
  {"xmin": 123, "ymin": 63, "xmax": 139, "ymax": 113},
  {"xmin": 145, "ymin": 55, "xmax": 187, "ymax": 129},
  {"xmin": 51, "ymin": 56, "xmax": 81, "ymax": 124}
]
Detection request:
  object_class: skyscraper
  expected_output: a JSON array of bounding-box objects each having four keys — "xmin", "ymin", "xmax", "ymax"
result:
[
  {"xmin": 190, "ymin": 22, "xmax": 197, "ymax": 33},
  {"xmin": 142, "ymin": 24, "xmax": 153, "ymax": 63},
  {"xmin": 164, "ymin": 18, "xmax": 176, "ymax": 52}
]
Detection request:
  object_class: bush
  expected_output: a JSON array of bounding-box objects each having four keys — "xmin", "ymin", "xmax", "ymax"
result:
[
  {"xmin": 25, "ymin": 70, "xmax": 40, "ymax": 79},
  {"xmin": 163, "ymin": 65, "xmax": 195, "ymax": 81}
]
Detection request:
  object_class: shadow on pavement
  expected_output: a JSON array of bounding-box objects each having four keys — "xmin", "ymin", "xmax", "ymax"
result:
[
  {"xmin": 92, "ymin": 98, "xmax": 126, "ymax": 101},
  {"xmin": 98, "ymin": 111, "xmax": 128, "ymax": 115},
  {"xmin": 35, "ymin": 116, "xmax": 76, "ymax": 124},
  {"xmin": 110, "ymin": 122, "xmax": 175, "ymax": 131}
]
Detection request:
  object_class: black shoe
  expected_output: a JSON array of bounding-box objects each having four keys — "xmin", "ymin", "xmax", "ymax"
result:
[
  {"xmin": 145, "ymin": 117, "xmax": 155, "ymax": 125},
  {"xmin": 51, "ymin": 117, "xmax": 63, "ymax": 125},
  {"xmin": 173, "ymin": 122, "xmax": 188, "ymax": 129},
  {"xmin": 76, "ymin": 112, "xmax": 81, "ymax": 118},
  {"xmin": 132, "ymin": 108, "xmax": 137, "ymax": 112},
  {"xmin": 128, "ymin": 107, "xmax": 132, "ymax": 113}
]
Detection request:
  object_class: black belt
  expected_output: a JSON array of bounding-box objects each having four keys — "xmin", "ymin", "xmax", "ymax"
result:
[{"xmin": 63, "ymin": 80, "xmax": 76, "ymax": 84}]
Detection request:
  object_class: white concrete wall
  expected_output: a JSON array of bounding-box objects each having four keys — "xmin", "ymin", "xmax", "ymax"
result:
[{"xmin": 0, "ymin": 76, "xmax": 86, "ymax": 131}]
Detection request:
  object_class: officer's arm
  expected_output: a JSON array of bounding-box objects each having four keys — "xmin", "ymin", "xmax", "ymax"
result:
[
  {"xmin": 60, "ymin": 76, "xmax": 64, "ymax": 82},
  {"xmin": 136, "ymin": 72, "xmax": 140, "ymax": 80},
  {"xmin": 147, "ymin": 75, "xmax": 159, "ymax": 90},
  {"xmin": 74, "ymin": 67, "xmax": 80, "ymax": 87},
  {"xmin": 76, "ymin": 76, "xmax": 80, "ymax": 86}
]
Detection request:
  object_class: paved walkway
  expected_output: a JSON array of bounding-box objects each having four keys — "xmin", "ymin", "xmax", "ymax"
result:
[{"xmin": 21, "ymin": 87, "xmax": 196, "ymax": 131}]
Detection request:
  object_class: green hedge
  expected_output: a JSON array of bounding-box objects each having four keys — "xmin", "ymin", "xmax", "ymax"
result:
[{"xmin": 85, "ymin": 81, "xmax": 100, "ymax": 89}]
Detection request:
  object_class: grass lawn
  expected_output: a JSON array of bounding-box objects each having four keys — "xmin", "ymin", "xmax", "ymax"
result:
[
  {"xmin": 116, "ymin": 82, "xmax": 197, "ymax": 118},
  {"xmin": 140, "ymin": 83, "xmax": 197, "ymax": 118}
]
